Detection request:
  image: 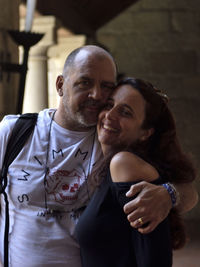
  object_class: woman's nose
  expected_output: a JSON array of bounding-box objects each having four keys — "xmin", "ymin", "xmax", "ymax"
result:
[{"xmin": 105, "ymin": 108, "xmax": 117, "ymax": 120}]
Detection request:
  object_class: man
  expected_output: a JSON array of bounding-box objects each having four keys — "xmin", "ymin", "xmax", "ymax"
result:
[{"xmin": 0, "ymin": 45, "xmax": 198, "ymax": 266}]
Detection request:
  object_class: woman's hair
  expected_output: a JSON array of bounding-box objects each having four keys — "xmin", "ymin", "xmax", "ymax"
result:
[
  {"xmin": 117, "ymin": 77, "xmax": 196, "ymax": 184},
  {"xmin": 116, "ymin": 77, "xmax": 197, "ymax": 249}
]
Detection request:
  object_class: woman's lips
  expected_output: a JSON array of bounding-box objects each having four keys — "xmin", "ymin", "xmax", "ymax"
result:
[{"xmin": 103, "ymin": 124, "xmax": 118, "ymax": 132}]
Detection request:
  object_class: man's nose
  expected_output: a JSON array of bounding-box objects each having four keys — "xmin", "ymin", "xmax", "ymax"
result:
[{"xmin": 88, "ymin": 86, "xmax": 102, "ymax": 100}]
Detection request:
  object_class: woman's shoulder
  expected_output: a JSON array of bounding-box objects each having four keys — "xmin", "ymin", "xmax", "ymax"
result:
[
  {"xmin": 111, "ymin": 151, "xmax": 144, "ymax": 164},
  {"xmin": 110, "ymin": 151, "xmax": 152, "ymax": 171},
  {"xmin": 110, "ymin": 151, "xmax": 159, "ymax": 182}
]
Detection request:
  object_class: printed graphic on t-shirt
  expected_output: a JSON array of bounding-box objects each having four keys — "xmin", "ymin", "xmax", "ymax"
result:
[
  {"xmin": 45, "ymin": 168, "xmax": 84, "ymax": 205},
  {"xmin": 11, "ymin": 145, "xmax": 94, "ymax": 216}
]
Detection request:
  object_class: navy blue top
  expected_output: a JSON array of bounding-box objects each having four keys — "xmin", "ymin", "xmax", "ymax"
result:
[{"xmin": 75, "ymin": 173, "xmax": 172, "ymax": 267}]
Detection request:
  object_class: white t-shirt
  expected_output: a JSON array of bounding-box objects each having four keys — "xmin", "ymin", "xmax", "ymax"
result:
[{"xmin": 0, "ymin": 109, "xmax": 102, "ymax": 267}]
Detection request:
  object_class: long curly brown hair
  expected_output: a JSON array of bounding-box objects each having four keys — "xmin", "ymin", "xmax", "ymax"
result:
[{"xmin": 115, "ymin": 77, "xmax": 196, "ymax": 249}]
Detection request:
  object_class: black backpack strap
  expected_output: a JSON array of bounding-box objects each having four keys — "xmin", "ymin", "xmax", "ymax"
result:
[
  {"xmin": 0, "ymin": 112, "xmax": 38, "ymax": 267},
  {"xmin": 1, "ymin": 113, "xmax": 38, "ymax": 190}
]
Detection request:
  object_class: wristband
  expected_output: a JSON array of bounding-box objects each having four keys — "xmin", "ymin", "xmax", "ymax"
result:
[{"xmin": 162, "ymin": 182, "xmax": 179, "ymax": 207}]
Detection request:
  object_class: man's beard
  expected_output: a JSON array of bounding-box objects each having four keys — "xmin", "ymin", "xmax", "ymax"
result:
[
  {"xmin": 75, "ymin": 99, "xmax": 103, "ymax": 129},
  {"xmin": 75, "ymin": 110, "xmax": 97, "ymax": 128},
  {"xmin": 64, "ymin": 97, "xmax": 101, "ymax": 130},
  {"xmin": 64, "ymin": 106, "xmax": 97, "ymax": 130}
]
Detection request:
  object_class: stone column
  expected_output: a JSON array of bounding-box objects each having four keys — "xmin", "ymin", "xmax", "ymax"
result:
[
  {"xmin": 21, "ymin": 16, "xmax": 57, "ymax": 113},
  {"xmin": 0, "ymin": 0, "xmax": 20, "ymax": 118}
]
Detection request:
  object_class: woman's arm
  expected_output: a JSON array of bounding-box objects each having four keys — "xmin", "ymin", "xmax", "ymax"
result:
[
  {"xmin": 110, "ymin": 151, "xmax": 162, "ymax": 229},
  {"xmin": 110, "ymin": 151, "xmax": 198, "ymax": 234},
  {"xmin": 110, "ymin": 151, "xmax": 172, "ymax": 267}
]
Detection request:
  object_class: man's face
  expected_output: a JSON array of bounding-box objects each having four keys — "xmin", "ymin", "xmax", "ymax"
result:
[{"xmin": 57, "ymin": 50, "xmax": 116, "ymax": 131}]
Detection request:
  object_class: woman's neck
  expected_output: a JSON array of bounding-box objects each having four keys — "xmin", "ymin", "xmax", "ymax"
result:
[
  {"xmin": 101, "ymin": 144, "xmax": 110, "ymax": 156},
  {"xmin": 101, "ymin": 144, "xmax": 122, "ymax": 157}
]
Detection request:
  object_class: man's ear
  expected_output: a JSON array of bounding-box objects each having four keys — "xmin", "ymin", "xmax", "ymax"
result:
[
  {"xmin": 140, "ymin": 128, "xmax": 154, "ymax": 142},
  {"xmin": 56, "ymin": 75, "xmax": 64, "ymax": 96}
]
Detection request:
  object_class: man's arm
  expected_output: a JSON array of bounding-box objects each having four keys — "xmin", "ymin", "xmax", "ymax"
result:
[{"xmin": 124, "ymin": 181, "xmax": 198, "ymax": 234}]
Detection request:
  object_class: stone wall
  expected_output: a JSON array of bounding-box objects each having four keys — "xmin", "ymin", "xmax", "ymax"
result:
[
  {"xmin": 97, "ymin": 0, "xmax": 200, "ymax": 219},
  {"xmin": 0, "ymin": 0, "xmax": 20, "ymax": 118}
]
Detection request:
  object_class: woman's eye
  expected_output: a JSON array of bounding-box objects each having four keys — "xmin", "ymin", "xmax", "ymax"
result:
[{"xmin": 121, "ymin": 109, "xmax": 132, "ymax": 117}]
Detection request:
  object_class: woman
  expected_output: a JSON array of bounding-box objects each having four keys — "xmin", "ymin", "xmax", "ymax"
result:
[{"xmin": 75, "ymin": 78, "xmax": 196, "ymax": 267}]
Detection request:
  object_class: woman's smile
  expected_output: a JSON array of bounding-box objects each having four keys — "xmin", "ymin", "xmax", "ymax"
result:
[{"xmin": 102, "ymin": 123, "xmax": 119, "ymax": 132}]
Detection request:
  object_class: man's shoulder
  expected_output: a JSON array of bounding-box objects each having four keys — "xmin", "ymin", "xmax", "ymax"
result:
[
  {"xmin": 0, "ymin": 115, "xmax": 21, "ymax": 166},
  {"xmin": 0, "ymin": 108, "xmax": 50, "ymax": 136},
  {"xmin": 37, "ymin": 108, "xmax": 55, "ymax": 124},
  {"xmin": 0, "ymin": 114, "xmax": 20, "ymax": 131},
  {"xmin": 1, "ymin": 114, "xmax": 19, "ymax": 121}
]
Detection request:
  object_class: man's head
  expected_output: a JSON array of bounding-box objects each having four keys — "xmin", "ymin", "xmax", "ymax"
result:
[{"xmin": 56, "ymin": 45, "xmax": 117, "ymax": 131}]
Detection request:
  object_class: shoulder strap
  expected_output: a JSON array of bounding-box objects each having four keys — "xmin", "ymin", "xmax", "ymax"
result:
[
  {"xmin": 0, "ymin": 112, "xmax": 38, "ymax": 267},
  {"xmin": 3, "ymin": 113, "xmax": 38, "ymax": 170},
  {"xmin": 1, "ymin": 113, "xmax": 38, "ymax": 189}
]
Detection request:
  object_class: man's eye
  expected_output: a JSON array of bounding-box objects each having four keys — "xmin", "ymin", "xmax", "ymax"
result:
[
  {"xmin": 80, "ymin": 81, "xmax": 90, "ymax": 86},
  {"xmin": 78, "ymin": 80, "xmax": 91, "ymax": 89},
  {"xmin": 101, "ymin": 83, "xmax": 115, "ymax": 90}
]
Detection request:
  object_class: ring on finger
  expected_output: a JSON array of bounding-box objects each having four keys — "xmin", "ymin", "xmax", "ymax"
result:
[{"xmin": 138, "ymin": 217, "xmax": 143, "ymax": 225}]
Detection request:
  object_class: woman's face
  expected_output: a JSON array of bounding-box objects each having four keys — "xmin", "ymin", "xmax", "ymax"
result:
[{"xmin": 97, "ymin": 85, "xmax": 151, "ymax": 150}]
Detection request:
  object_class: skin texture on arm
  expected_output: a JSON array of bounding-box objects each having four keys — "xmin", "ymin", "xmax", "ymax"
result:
[
  {"xmin": 110, "ymin": 151, "xmax": 159, "ymax": 183},
  {"xmin": 110, "ymin": 151, "xmax": 198, "ymax": 234},
  {"xmin": 110, "ymin": 151, "xmax": 165, "ymax": 233}
]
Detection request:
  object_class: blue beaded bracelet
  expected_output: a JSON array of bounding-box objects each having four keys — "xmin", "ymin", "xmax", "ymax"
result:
[{"xmin": 162, "ymin": 182, "xmax": 179, "ymax": 207}]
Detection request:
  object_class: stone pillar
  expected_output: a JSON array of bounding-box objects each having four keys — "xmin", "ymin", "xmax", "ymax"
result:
[
  {"xmin": 0, "ymin": 0, "xmax": 20, "ymax": 118},
  {"xmin": 22, "ymin": 45, "xmax": 49, "ymax": 112},
  {"xmin": 20, "ymin": 16, "xmax": 57, "ymax": 113}
]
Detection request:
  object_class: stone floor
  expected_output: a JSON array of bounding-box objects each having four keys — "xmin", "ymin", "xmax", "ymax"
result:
[{"xmin": 173, "ymin": 220, "xmax": 200, "ymax": 267}]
